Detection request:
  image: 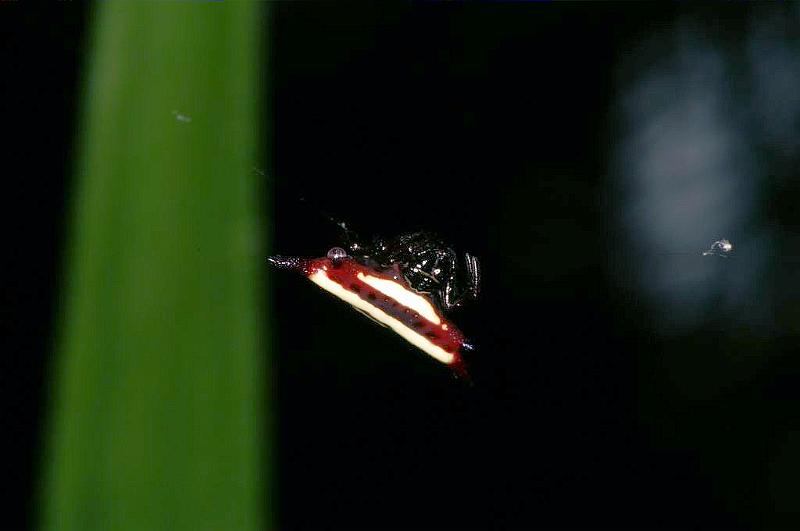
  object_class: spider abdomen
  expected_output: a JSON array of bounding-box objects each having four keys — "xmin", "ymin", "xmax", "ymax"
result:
[
  {"xmin": 270, "ymin": 252, "xmax": 469, "ymax": 373},
  {"xmin": 315, "ymin": 257, "xmax": 465, "ymax": 364}
]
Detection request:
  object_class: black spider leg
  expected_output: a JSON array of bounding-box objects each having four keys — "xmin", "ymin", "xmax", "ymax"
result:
[
  {"xmin": 464, "ymin": 252, "xmax": 480, "ymax": 299},
  {"xmin": 440, "ymin": 251, "xmax": 481, "ymax": 311},
  {"xmin": 439, "ymin": 248, "xmax": 461, "ymax": 311}
]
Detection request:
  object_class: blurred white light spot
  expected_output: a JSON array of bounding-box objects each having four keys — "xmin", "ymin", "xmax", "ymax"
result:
[
  {"xmin": 171, "ymin": 110, "xmax": 192, "ymax": 123},
  {"xmin": 612, "ymin": 25, "xmax": 773, "ymax": 332},
  {"xmin": 703, "ymin": 238, "xmax": 734, "ymax": 257}
]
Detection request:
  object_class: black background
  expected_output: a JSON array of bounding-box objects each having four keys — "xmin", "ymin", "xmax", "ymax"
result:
[
  {"xmin": 2, "ymin": 5, "xmax": 89, "ymax": 531},
  {"xmin": 5, "ymin": 3, "xmax": 800, "ymax": 530}
]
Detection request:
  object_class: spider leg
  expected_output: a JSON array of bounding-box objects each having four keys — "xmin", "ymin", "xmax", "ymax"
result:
[
  {"xmin": 439, "ymin": 248, "xmax": 463, "ymax": 311},
  {"xmin": 464, "ymin": 252, "xmax": 480, "ymax": 299},
  {"xmin": 439, "ymin": 251, "xmax": 480, "ymax": 312},
  {"xmin": 441, "ymin": 275, "xmax": 458, "ymax": 311},
  {"xmin": 412, "ymin": 267, "xmax": 440, "ymax": 283}
]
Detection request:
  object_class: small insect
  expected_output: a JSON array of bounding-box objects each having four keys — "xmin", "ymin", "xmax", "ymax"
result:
[
  {"xmin": 171, "ymin": 110, "xmax": 192, "ymax": 123},
  {"xmin": 658, "ymin": 237, "xmax": 736, "ymax": 259},
  {"xmin": 702, "ymin": 238, "xmax": 734, "ymax": 257},
  {"xmin": 268, "ymin": 231, "xmax": 479, "ymax": 377}
]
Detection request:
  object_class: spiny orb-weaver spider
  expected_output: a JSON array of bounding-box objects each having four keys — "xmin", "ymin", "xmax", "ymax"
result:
[{"xmin": 268, "ymin": 230, "xmax": 479, "ymax": 377}]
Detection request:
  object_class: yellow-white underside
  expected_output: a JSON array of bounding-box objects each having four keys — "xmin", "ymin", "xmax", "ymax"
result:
[
  {"xmin": 309, "ymin": 270, "xmax": 455, "ymax": 365},
  {"xmin": 356, "ymin": 272, "xmax": 441, "ymax": 325}
]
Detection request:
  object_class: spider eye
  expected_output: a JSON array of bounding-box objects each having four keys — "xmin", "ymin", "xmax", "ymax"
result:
[{"xmin": 327, "ymin": 247, "xmax": 348, "ymax": 261}]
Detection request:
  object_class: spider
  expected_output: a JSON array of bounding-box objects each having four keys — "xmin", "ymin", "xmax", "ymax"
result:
[
  {"xmin": 268, "ymin": 230, "xmax": 480, "ymax": 377},
  {"xmin": 345, "ymin": 230, "xmax": 480, "ymax": 312}
]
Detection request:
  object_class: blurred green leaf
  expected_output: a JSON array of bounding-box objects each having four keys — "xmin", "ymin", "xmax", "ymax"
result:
[{"xmin": 40, "ymin": 3, "xmax": 268, "ymax": 530}]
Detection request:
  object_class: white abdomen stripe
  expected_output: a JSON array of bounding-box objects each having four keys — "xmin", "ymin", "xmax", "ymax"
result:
[
  {"xmin": 309, "ymin": 270, "xmax": 455, "ymax": 364},
  {"xmin": 356, "ymin": 272, "xmax": 441, "ymax": 325}
]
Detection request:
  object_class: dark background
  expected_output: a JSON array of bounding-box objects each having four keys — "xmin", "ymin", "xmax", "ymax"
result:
[
  {"xmin": 5, "ymin": 3, "xmax": 800, "ymax": 529},
  {"xmin": 2, "ymin": 5, "xmax": 89, "ymax": 531}
]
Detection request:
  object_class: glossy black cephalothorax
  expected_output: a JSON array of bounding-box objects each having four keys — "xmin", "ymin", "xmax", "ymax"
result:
[{"xmin": 345, "ymin": 230, "xmax": 480, "ymax": 312}]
